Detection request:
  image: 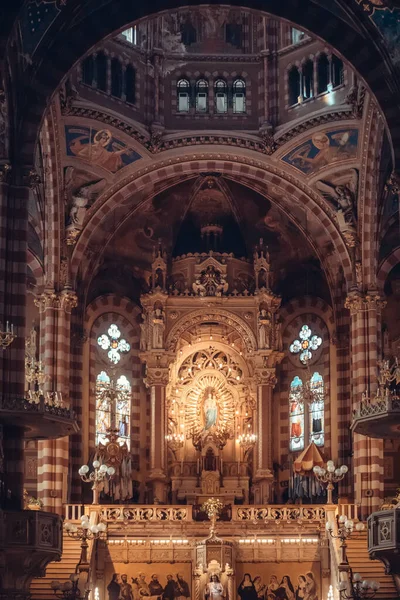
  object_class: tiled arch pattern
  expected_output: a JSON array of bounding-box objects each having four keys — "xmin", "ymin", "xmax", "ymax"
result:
[
  {"xmin": 70, "ymin": 157, "xmax": 354, "ymax": 289},
  {"xmin": 377, "ymin": 246, "xmax": 400, "ymax": 292}
]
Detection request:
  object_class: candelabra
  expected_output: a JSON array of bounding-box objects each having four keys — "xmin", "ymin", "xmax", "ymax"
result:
[
  {"xmin": 78, "ymin": 461, "xmax": 115, "ymax": 504},
  {"xmin": 237, "ymin": 432, "xmax": 257, "ymax": 455},
  {"xmin": 201, "ymin": 497, "xmax": 223, "ymax": 539},
  {"xmin": 313, "ymin": 460, "xmax": 348, "ymax": 504},
  {"xmin": 64, "ymin": 515, "xmax": 107, "ymax": 572},
  {"xmin": 51, "ymin": 573, "xmax": 90, "ymax": 600},
  {"xmin": 0, "ymin": 321, "xmax": 16, "ymax": 349},
  {"xmin": 337, "ymin": 572, "xmax": 380, "ymax": 599},
  {"xmin": 165, "ymin": 432, "xmax": 185, "ymax": 451},
  {"xmin": 326, "ymin": 514, "xmax": 365, "ymax": 567}
]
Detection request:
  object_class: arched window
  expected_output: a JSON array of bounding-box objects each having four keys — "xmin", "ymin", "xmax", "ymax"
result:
[
  {"xmin": 125, "ymin": 65, "xmax": 136, "ymax": 104},
  {"xmin": 302, "ymin": 59, "xmax": 314, "ymax": 100},
  {"xmin": 233, "ymin": 78, "xmax": 246, "ymax": 113},
  {"xmin": 121, "ymin": 26, "xmax": 137, "ymax": 45},
  {"xmin": 288, "ymin": 324, "xmax": 325, "ymax": 452},
  {"xmin": 291, "ymin": 28, "xmax": 305, "ymax": 45},
  {"xmin": 288, "ymin": 66, "xmax": 300, "ymax": 106},
  {"xmin": 177, "ymin": 78, "xmax": 190, "ymax": 113},
  {"xmin": 111, "ymin": 58, "xmax": 123, "ymax": 98},
  {"xmin": 181, "ymin": 21, "xmax": 197, "ymax": 46},
  {"xmin": 82, "ymin": 55, "xmax": 94, "ymax": 86},
  {"xmin": 309, "ymin": 372, "xmax": 324, "ymax": 447},
  {"xmin": 95, "ymin": 52, "xmax": 108, "ymax": 92},
  {"xmin": 215, "ymin": 79, "xmax": 227, "ymax": 114},
  {"xmin": 95, "ymin": 323, "xmax": 131, "ymax": 448},
  {"xmin": 289, "ymin": 375, "xmax": 305, "ymax": 452},
  {"xmin": 332, "ymin": 54, "xmax": 344, "ymax": 88},
  {"xmin": 195, "ymin": 79, "xmax": 208, "ymax": 113},
  {"xmin": 317, "ymin": 54, "xmax": 330, "ymax": 94}
]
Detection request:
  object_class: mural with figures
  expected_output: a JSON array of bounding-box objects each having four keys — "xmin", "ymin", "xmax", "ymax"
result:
[
  {"xmin": 65, "ymin": 126, "xmax": 142, "ymax": 173},
  {"xmin": 236, "ymin": 563, "xmax": 321, "ymax": 600},
  {"xmin": 281, "ymin": 129, "xmax": 358, "ymax": 175},
  {"xmin": 105, "ymin": 564, "xmax": 191, "ymax": 600}
]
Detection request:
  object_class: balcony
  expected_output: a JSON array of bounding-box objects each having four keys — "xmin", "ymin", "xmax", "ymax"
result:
[
  {"xmin": 0, "ymin": 509, "xmax": 63, "ymax": 597},
  {"xmin": 368, "ymin": 508, "xmax": 400, "ymax": 575},
  {"xmin": 0, "ymin": 395, "xmax": 79, "ymax": 439},
  {"xmin": 351, "ymin": 396, "xmax": 400, "ymax": 438}
]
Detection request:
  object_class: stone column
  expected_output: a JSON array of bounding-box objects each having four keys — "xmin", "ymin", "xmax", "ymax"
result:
[
  {"xmin": 253, "ymin": 368, "xmax": 277, "ymax": 503},
  {"xmin": 36, "ymin": 289, "xmax": 77, "ymax": 513},
  {"xmin": 345, "ymin": 291, "xmax": 385, "ymax": 518},
  {"xmin": 2, "ymin": 425, "xmax": 25, "ymax": 510},
  {"xmin": 145, "ymin": 364, "xmax": 169, "ymax": 503}
]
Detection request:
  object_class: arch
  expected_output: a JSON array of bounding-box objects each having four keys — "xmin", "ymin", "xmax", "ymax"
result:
[
  {"xmin": 177, "ymin": 78, "xmax": 191, "ymax": 113},
  {"xmin": 195, "ymin": 78, "xmax": 209, "ymax": 113},
  {"xmin": 9, "ymin": 1, "xmax": 399, "ymax": 171},
  {"xmin": 26, "ymin": 249, "xmax": 44, "ymax": 288},
  {"xmin": 165, "ymin": 308, "xmax": 258, "ymax": 353},
  {"xmin": 317, "ymin": 53, "xmax": 329, "ymax": 95},
  {"xmin": 302, "ymin": 58, "xmax": 314, "ymax": 100},
  {"xmin": 233, "ymin": 78, "xmax": 246, "ymax": 113},
  {"xmin": 288, "ymin": 65, "xmax": 300, "ymax": 106},
  {"xmin": 377, "ymin": 247, "xmax": 400, "ymax": 292},
  {"xmin": 84, "ymin": 294, "xmax": 142, "ymax": 332},
  {"xmin": 214, "ymin": 79, "xmax": 228, "ymax": 114},
  {"xmin": 69, "ymin": 154, "xmax": 354, "ymax": 294},
  {"xmin": 279, "ymin": 296, "xmax": 334, "ymax": 336}
]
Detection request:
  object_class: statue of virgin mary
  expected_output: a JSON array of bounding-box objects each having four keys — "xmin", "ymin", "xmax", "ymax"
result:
[{"xmin": 203, "ymin": 390, "xmax": 218, "ymax": 430}]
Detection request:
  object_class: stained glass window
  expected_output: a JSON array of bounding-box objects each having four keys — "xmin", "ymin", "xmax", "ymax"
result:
[
  {"xmin": 95, "ymin": 323, "xmax": 131, "ymax": 448},
  {"xmin": 289, "ymin": 371, "xmax": 325, "ymax": 452},
  {"xmin": 289, "ymin": 376, "xmax": 305, "ymax": 451},
  {"xmin": 290, "ymin": 324, "xmax": 322, "ymax": 364},
  {"xmin": 309, "ymin": 372, "xmax": 324, "ymax": 447},
  {"xmin": 97, "ymin": 324, "xmax": 130, "ymax": 364}
]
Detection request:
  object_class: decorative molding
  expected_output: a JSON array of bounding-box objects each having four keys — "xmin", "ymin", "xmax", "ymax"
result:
[{"xmin": 63, "ymin": 106, "xmax": 358, "ymax": 158}]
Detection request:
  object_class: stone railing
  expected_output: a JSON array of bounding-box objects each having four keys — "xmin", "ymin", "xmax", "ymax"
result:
[
  {"xmin": 232, "ymin": 505, "xmax": 326, "ymax": 524},
  {"xmin": 353, "ymin": 396, "xmax": 400, "ymax": 420},
  {"xmin": 0, "ymin": 394, "xmax": 75, "ymax": 420},
  {"xmin": 0, "ymin": 509, "xmax": 63, "ymax": 597},
  {"xmin": 99, "ymin": 505, "xmax": 193, "ymax": 522}
]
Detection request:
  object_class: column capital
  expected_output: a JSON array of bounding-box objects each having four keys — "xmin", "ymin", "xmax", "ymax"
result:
[
  {"xmin": 365, "ymin": 291, "xmax": 386, "ymax": 311},
  {"xmin": 144, "ymin": 366, "xmax": 170, "ymax": 387},
  {"xmin": 344, "ymin": 292, "xmax": 364, "ymax": 315},
  {"xmin": 34, "ymin": 289, "xmax": 78, "ymax": 313},
  {"xmin": 254, "ymin": 367, "xmax": 277, "ymax": 387},
  {"xmin": 345, "ymin": 291, "xmax": 386, "ymax": 314}
]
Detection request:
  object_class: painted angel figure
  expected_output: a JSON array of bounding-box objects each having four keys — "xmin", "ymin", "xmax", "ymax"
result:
[{"xmin": 204, "ymin": 391, "xmax": 218, "ymax": 429}]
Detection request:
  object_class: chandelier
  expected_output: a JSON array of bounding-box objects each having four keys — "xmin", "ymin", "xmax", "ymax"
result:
[
  {"xmin": 294, "ymin": 355, "xmax": 325, "ymax": 407},
  {"xmin": 237, "ymin": 432, "xmax": 257, "ymax": 454},
  {"xmin": 0, "ymin": 321, "xmax": 16, "ymax": 349}
]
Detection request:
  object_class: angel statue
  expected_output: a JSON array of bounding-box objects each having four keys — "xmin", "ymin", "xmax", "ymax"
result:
[{"xmin": 68, "ymin": 178, "xmax": 106, "ymax": 228}]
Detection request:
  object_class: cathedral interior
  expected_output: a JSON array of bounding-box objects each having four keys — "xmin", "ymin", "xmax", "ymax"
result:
[{"xmin": 1, "ymin": 1, "xmax": 400, "ymax": 599}]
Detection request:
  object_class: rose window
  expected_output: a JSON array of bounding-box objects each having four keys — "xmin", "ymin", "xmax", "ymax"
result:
[
  {"xmin": 289, "ymin": 324, "xmax": 322, "ymax": 364},
  {"xmin": 97, "ymin": 324, "xmax": 131, "ymax": 364}
]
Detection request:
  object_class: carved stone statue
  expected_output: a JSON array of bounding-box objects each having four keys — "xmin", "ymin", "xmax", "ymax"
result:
[
  {"xmin": 140, "ymin": 313, "xmax": 148, "ymax": 351},
  {"xmin": 193, "ymin": 265, "xmax": 228, "ymax": 297},
  {"xmin": 152, "ymin": 307, "xmax": 165, "ymax": 349},
  {"xmin": 274, "ymin": 318, "xmax": 283, "ymax": 352},
  {"xmin": 258, "ymin": 309, "xmax": 271, "ymax": 349},
  {"xmin": 67, "ymin": 177, "xmax": 106, "ymax": 229}
]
